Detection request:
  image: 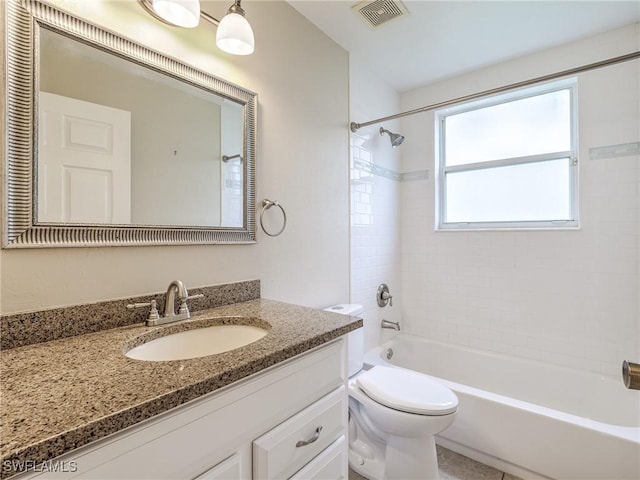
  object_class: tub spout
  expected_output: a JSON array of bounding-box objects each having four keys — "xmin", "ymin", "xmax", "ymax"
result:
[{"xmin": 381, "ymin": 319, "xmax": 400, "ymax": 331}]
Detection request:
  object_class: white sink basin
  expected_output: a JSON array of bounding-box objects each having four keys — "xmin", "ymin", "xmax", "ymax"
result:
[{"xmin": 125, "ymin": 324, "xmax": 268, "ymax": 361}]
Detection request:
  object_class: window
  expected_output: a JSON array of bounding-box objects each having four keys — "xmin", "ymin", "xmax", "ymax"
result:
[{"xmin": 436, "ymin": 79, "xmax": 578, "ymax": 230}]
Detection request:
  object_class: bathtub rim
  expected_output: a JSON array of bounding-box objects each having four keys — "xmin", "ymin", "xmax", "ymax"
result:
[{"xmin": 364, "ymin": 334, "xmax": 640, "ymax": 443}]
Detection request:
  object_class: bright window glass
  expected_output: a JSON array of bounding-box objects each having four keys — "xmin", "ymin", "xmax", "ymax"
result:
[
  {"xmin": 445, "ymin": 89, "xmax": 571, "ymax": 166},
  {"xmin": 445, "ymin": 158, "xmax": 572, "ymax": 223},
  {"xmin": 437, "ymin": 79, "xmax": 578, "ymax": 229}
]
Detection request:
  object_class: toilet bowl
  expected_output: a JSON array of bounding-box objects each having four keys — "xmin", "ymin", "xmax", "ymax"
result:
[{"xmin": 324, "ymin": 304, "xmax": 458, "ymax": 480}]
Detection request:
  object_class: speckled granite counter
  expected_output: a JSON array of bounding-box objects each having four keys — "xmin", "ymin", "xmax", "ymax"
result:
[{"xmin": 0, "ymin": 298, "xmax": 362, "ymax": 479}]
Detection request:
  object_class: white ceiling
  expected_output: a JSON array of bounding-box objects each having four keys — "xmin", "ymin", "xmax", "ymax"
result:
[{"xmin": 288, "ymin": 1, "xmax": 640, "ymax": 92}]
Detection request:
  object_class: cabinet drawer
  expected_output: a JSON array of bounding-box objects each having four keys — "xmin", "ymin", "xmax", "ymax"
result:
[
  {"xmin": 253, "ymin": 386, "xmax": 346, "ymax": 480},
  {"xmin": 289, "ymin": 436, "xmax": 346, "ymax": 480}
]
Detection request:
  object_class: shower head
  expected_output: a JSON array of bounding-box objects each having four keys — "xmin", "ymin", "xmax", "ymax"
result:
[{"xmin": 379, "ymin": 127, "xmax": 405, "ymax": 148}]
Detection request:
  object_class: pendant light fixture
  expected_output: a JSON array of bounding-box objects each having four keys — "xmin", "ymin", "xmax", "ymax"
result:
[
  {"xmin": 139, "ymin": 0, "xmax": 255, "ymax": 55},
  {"xmin": 216, "ymin": 1, "xmax": 255, "ymax": 55},
  {"xmin": 150, "ymin": 0, "xmax": 201, "ymax": 28}
]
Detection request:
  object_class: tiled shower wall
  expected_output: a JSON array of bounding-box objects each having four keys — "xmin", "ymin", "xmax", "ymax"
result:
[
  {"xmin": 399, "ymin": 24, "xmax": 640, "ymax": 377},
  {"xmin": 349, "ymin": 58, "xmax": 403, "ymax": 352}
]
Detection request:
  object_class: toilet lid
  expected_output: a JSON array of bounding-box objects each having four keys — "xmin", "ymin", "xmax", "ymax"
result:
[{"xmin": 356, "ymin": 366, "xmax": 458, "ymax": 415}]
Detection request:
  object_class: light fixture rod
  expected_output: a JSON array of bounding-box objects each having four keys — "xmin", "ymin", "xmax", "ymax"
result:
[
  {"xmin": 200, "ymin": 11, "xmax": 220, "ymax": 26},
  {"xmin": 350, "ymin": 50, "xmax": 640, "ymax": 132},
  {"xmin": 226, "ymin": 0, "xmax": 247, "ymax": 17}
]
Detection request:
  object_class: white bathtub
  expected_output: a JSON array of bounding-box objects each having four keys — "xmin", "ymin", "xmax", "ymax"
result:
[{"xmin": 364, "ymin": 334, "xmax": 640, "ymax": 480}]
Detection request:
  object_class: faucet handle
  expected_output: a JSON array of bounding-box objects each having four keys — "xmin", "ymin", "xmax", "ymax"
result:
[
  {"xmin": 177, "ymin": 293, "xmax": 204, "ymax": 315},
  {"xmin": 382, "ymin": 291, "xmax": 393, "ymax": 307},
  {"xmin": 377, "ymin": 283, "xmax": 393, "ymax": 307},
  {"xmin": 127, "ymin": 299, "xmax": 161, "ymax": 322}
]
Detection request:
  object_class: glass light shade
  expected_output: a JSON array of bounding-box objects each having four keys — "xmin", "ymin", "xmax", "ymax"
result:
[
  {"xmin": 152, "ymin": 0, "xmax": 201, "ymax": 28},
  {"xmin": 216, "ymin": 13, "xmax": 255, "ymax": 55}
]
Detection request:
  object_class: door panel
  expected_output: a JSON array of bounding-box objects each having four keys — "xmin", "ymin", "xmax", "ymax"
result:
[{"xmin": 38, "ymin": 92, "xmax": 131, "ymax": 223}]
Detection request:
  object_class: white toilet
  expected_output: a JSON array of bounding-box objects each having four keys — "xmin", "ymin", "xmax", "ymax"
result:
[{"xmin": 325, "ymin": 304, "xmax": 458, "ymax": 480}]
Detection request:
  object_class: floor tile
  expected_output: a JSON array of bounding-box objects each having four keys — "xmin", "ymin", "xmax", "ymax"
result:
[
  {"xmin": 348, "ymin": 445, "xmax": 523, "ymax": 480},
  {"xmin": 437, "ymin": 446, "xmax": 503, "ymax": 480},
  {"xmin": 349, "ymin": 468, "xmax": 369, "ymax": 480}
]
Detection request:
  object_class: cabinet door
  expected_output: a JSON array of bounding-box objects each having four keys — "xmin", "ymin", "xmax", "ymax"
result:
[
  {"xmin": 193, "ymin": 453, "xmax": 241, "ymax": 480},
  {"xmin": 289, "ymin": 436, "xmax": 347, "ymax": 480}
]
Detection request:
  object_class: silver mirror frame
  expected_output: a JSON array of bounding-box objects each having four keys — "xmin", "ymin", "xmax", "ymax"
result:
[{"xmin": 3, "ymin": 0, "xmax": 257, "ymax": 248}]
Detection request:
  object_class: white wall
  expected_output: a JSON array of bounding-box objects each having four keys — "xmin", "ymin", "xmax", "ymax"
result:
[
  {"xmin": 0, "ymin": 1, "xmax": 350, "ymax": 314},
  {"xmin": 349, "ymin": 58, "xmax": 402, "ymax": 352},
  {"xmin": 400, "ymin": 23, "xmax": 640, "ymax": 377}
]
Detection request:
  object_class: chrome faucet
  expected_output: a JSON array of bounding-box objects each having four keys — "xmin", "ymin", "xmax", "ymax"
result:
[
  {"xmin": 164, "ymin": 279, "xmax": 189, "ymax": 319},
  {"xmin": 381, "ymin": 319, "xmax": 400, "ymax": 331},
  {"xmin": 127, "ymin": 280, "xmax": 203, "ymax": 327}
]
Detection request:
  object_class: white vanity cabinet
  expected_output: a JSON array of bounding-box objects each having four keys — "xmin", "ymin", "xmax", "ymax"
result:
[
  {"xmin": 193, "ymin": 453, "xmax": 242, "ymax": 480},
  {"xmin": 21, "ymin": 339, "xmax": 348, "ymax": 480}
]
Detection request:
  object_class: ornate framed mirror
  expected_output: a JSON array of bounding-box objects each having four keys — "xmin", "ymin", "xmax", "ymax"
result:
[{"xmin": 3, "ymin": 0, "xmax": 257, "ymax": 248}]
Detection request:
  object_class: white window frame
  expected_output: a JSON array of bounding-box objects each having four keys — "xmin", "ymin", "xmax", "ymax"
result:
[{"xmin": 435, "ymin": 78, "xmax": 579, "ymax": 230}]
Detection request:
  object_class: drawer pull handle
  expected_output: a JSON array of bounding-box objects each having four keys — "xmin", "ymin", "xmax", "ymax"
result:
[{"xmin": 296, "ymin": 426, "xmax": 323, "ymax": 447}]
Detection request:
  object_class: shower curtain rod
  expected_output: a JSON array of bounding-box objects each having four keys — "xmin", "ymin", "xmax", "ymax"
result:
[{"xmin": 349, "ymin": 51, "xmax": 640, "ymax": 132}]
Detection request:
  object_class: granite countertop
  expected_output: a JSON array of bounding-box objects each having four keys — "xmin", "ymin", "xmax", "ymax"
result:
[{"xmin": 0, "ymin": 298, "xmax": 361, "ymax": 478}]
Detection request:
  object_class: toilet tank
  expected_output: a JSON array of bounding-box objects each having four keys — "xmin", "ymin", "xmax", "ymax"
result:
[{"xmin": 324, "ymin": 304, "xmax": 364, "ymax": 377}]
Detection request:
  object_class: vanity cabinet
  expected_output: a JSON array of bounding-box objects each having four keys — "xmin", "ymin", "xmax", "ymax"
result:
[
  {"xmin": 193, "ymin": 454, "xmax": 242, "ymax": 480},
  {"xmin": 18, "ymin": 339, "xmax": 347, "ymax": 480}
]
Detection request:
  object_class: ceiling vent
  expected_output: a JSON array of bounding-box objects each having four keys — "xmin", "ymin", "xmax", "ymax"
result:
[{"xmin": 353, "ymin": 0, "xmax": 408, "ymax": 28}]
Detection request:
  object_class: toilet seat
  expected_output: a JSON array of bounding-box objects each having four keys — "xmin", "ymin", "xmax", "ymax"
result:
[{"xmin": 356, "ymin": 366, "xmax": 458, "ymax": 416}]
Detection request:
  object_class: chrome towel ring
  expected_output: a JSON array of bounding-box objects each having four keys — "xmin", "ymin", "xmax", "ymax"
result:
[{"xmin": 260, "ymin": 199, "xmax": 287, "ymax": 237}]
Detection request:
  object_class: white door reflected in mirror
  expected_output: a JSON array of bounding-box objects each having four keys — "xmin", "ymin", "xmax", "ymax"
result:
[{"xmin": 38, "ymin": 92, "xmax": 131, "ymax": 224}]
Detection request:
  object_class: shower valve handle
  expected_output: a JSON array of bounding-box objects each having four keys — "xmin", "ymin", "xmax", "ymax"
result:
[
  {"xmin": 382, "ymin": 292, "xmax": 393, "ymax": 306},
  {"xmin": 377, "ymin": 283, "xmax": 393, "ymax": 307}
]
